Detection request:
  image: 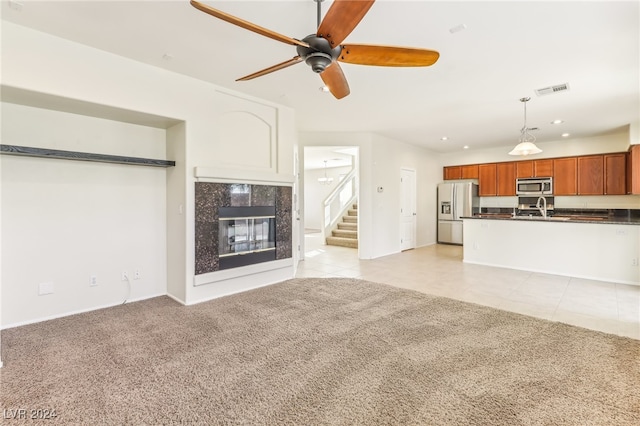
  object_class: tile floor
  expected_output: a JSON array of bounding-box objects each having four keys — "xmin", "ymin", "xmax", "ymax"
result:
[{"xmin": 296, "ymin": 232, "xmax": 640, "ymax": 340}]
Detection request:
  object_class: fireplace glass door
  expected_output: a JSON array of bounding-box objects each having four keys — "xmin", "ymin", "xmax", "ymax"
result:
[
  {"xmin": 219, "ymin": 216, "xmax": 276, "ymax": 256},
  {"xmin": 218, "ymin": 206, "xmax": 277, "ymax": 270}
]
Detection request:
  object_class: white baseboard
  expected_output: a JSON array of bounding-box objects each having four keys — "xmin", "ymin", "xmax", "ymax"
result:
[
  {"xmin": 1, "ymin": 292, "xmax": 167, "ymax": 330},
  {"xmin": 165, "ymin": 293, "xmax": 186, "ymax": 305}
]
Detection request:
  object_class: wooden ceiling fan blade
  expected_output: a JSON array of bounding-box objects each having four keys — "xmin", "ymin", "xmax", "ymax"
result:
[
  {"xmin": 236, "ymin": 56, "xmax": 304, "ymax": 81},
  {"xmin": 190, "ymin": 0, "xmax": 308, "ymax": 48},
  {"xmin": 338, "ymin": 44, "xmax": 440, "ymax": 67},
  {"xmin": 317, "ymin": 0, "xmax": 375, "ymax": 48},
  {"xmin": 320, "ymin": 62, "xmax": 350, "ymax": 99}
]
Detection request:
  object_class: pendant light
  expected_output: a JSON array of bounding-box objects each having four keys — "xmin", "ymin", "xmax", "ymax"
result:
[
  {"xmin": 508, "ymin": 97, "xmax": 542, "ymax": 156},
  {"xmin": 317, "ymin": 160, "xmax": 334, "ymax": 185}
]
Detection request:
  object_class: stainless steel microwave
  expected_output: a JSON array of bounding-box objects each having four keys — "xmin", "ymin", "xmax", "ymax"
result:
[{"xmin": 516, "ymin": 177, "xmax": 553, "ymax": 195}]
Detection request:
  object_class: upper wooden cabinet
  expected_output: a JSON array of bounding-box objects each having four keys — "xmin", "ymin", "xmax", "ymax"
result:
[
  {"xmin": 444, "ymin": 150, "xmax": 632, "ymax": 196},
  {"xmin": 534, "ymin": 159, "xmax": 554, "ymax": 177},
  {"xmin": 516, "ymin": 159, "xmax": 554, "ymax": 178},
  {"xmin": 577, "ymin": 155, "xmax": 604, "ymax": 195},
  {"xmin": 553, "ymin": 157, "xmax": 577, "ymax": 195},
  {"xmin": 496, "ymin": 162, "xmax": 516, "ymax": 196},
  {"xmin": 604, "ymin": 153, "xmax": 626, "ymax": 195},
  {"xmin": 628, "ymin": 145, "xmax": 640, "ymax": 195},
  {"xmin": 444, "ymin": 165, "xmax": 479, "ymax": 180},
  {"xmin": 461, "ymin": 164, "xmax": 479, "ymax": 179},
  {"xmin": 443, "ymin": 166, "xmax": 461, "ymax": 180},
  {"xmin": 478, "ymin": 163, "xmax": 497, "ymax": 196},
  {"xmin": 516, "ymin": 161, "xmax": 534, "ymax": 178}
]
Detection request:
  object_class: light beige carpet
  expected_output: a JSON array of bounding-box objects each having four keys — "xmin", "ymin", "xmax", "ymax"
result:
[{"xmin": 1, "ymin": 278, "xmax": 639, "ymax": 425}]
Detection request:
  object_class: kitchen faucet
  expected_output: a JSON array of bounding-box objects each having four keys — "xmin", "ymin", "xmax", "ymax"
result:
[{"xmin": 536, "ymin": 196, "xmax": 547, "ymax": 219}]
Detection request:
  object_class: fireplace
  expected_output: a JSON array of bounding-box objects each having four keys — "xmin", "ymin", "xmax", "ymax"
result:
[
  {"xmin": 194, "ymin": 182, "xmax": 292, "ymax": 278},
  {"xmin": 218, "ymin": 206, "xmax": 276, "ymax": 270}
]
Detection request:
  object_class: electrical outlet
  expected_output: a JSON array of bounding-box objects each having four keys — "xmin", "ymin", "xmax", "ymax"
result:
[
  {"xmin": 633, "ymin": 258, "xmax": 639, "ymax": 267},
  {"xmin": 122, "ymin": 271, "xmax": 129, "ymax": 281},
  {"xmin": 90, "ymin": 275, "xmax": 98, "ymax": 287},
  {"xmin": 134, "ymin": 269, "xmax": 140, "ymax": 280}
]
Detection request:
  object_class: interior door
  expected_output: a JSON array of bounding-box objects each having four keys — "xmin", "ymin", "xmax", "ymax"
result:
[{"xmin": 400, "ymin": 168, "xmax": 417, "ymax": 251}]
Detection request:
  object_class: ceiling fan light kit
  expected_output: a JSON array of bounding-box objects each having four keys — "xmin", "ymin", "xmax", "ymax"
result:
[
  {"xmin": 190, "ymin": 0, "xmax": 439, "ymax": 99},
  {"xmin": 508, "ymin": 97, "xmax": 543, "ymax": 156}
]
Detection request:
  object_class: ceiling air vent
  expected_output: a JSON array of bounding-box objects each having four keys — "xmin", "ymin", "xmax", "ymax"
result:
[{"xmin": 535, "ymin": 83, "xmax": 570, "ymax": 96}]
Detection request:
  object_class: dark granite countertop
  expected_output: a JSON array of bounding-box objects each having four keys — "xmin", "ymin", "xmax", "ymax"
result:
[{"xmin": 463, "ymin": 211, "xmax": 640, "ymax": 225}]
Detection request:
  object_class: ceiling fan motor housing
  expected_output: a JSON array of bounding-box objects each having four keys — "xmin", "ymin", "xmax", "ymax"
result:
[{"xmin": 297, "ymin": 34, "xmax": 342, "ymax": 73}]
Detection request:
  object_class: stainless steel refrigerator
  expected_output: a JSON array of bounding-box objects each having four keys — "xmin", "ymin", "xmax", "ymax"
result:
[{"xmin": 437, "ymin": 181, "xmax": 479, "ymax": 245}]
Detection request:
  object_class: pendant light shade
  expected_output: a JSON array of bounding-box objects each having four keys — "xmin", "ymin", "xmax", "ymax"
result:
[
  {"xmin": 317, "ymin": 160, "xmax": 334, "ymax": 185},
  {"xmin": 509, "ymin": 97, "xmax": 542, "ymax": 156}
]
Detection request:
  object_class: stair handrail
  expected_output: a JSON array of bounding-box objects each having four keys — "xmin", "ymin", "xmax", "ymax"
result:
[{"xmin": 321, "ymin": 168, "xmax": 358, "ymax": 240}]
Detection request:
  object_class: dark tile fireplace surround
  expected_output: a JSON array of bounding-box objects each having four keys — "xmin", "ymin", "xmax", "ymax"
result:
[{"xmin": 195, "ymin": 182, "xmax": 292, "ymax": 276}]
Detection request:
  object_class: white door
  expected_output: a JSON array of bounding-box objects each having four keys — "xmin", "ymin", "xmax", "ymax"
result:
[{"xmin": 400, "ymin": 168, "xmax": 417, "ymax": 251}]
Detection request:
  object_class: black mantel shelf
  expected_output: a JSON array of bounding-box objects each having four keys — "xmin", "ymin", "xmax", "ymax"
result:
[{"xmin": 0, "ymin": 144, "xmax": 175, "ymax": 168}]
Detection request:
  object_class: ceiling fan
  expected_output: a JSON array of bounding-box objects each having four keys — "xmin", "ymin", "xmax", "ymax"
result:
[{"xmin": 190, "ymin": 0, "xmax": 439, "ymax": 99}]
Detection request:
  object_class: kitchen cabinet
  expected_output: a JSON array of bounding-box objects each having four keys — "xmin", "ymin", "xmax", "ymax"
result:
[
  {"xmin": 496, "ymin": 162, "xmax": 516, "ymax": 196},
  {"xmin": 516, "ymin": 159, "xmax": 554, "ymax": 178},
  {"xmin": 604, "ymin": 153, "xmax": 626, "ymax": 195},
  {"xmin": 534, "ymin": 159, "xmax": 554, "ymax": 177},
  {"xmin": 628, "ymin": 145, "xmax": 640, "ymax": 194},
  {"xmin": 444, "ymin": 150, "xmax": 631, "ymax": 196},
  {"xmin": 461, "ymin": 164, "xmax": 479, "ymax": 179},
  {"xmin": 478, "ymin": 163, "xmax": 497, "ymax": 196},
  {"xmin": 577, "ymin": 155, "xmax": 604, "ymax": 195},
  {"xmin": 444, "ymin": 165, "xmax": 478, "ymax": 180},
  {"xmin": 553, "ymin": 157, "xmax": 577, "ymax": 195},
  {"xmin": 443, "ymin": 166, "xmax": 461, "ymax": 180}
]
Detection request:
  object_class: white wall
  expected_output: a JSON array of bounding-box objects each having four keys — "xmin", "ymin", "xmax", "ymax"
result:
[
  {"xmin": 1, "ymin": 22, "xmax": 297, "ymax": 325},
  {"xmin": 299, "ymin": 132, "xmax": 441, "ymax": 259},
  {"xmin": 304, "ymin": 165, "xmax": 352, "ymax": 230},
  {"xmin": 1, "ymin": 103, "xmax": 167, "ymax": 326}
]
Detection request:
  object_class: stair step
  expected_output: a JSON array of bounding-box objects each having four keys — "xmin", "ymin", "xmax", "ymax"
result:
[
  {"xmin": 326, "ymin": 236, "xmax": 358, "ymax": 249},
  {"xmin": 353, "ymin": 204, "xmax": 358, "ymax": 209},
  {"xmin": 347, "ymin": 209, "xmax": 358, "ymax": 216},
  {"xmin": 332, "ymin": 229, "xmax": 358, "ymax": 239},
  {"xmin": 337, "ymin": 222, "xmax": 357, "ymax": 230},
  {"xmin": 343, "ymin": 215, "xmax": 357, "ymax": 223}
]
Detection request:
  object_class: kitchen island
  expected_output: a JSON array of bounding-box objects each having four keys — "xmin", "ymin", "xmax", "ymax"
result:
[{"xmin": 462, "ymin": 215, "xmax": 640, "ymax": 285}]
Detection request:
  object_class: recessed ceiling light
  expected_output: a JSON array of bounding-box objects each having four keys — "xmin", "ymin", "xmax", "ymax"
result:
[
  {"xmin": 440, "ymin": 136, "xmax": 448, "ymax": 141},
  {"xmin": 162, "ymin": 53, "xmax": 173, "ymax": 61},
  {"xmin": 561, "ymin": 133, "xmax": 570, "ymax": 138},
  {"xmin": 551, "ymin": 119, "xmax": 564, "ymax": 125},
  {"xmin": 463, "ymin": 145, "xmax": 469, "ymax": 149},
  {"xmin": 319, "ymin": 86, "xmax": 330, "ymax": 93}
]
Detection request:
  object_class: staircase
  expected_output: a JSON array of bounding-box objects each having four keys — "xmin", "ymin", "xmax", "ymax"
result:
[{"xmin": 326, "ymin": 204, "xmax": 358, "ymax": 248}]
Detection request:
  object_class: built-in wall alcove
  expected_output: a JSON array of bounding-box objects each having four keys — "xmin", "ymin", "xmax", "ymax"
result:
[{"xmin": 0, "ymin": 86, "xmax": 187, "ymax": 327}]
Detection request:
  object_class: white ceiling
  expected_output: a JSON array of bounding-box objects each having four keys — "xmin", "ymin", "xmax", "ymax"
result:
[{"xmin": 2, "ymin": 0, "xmax": 638, "ymax": 155}]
